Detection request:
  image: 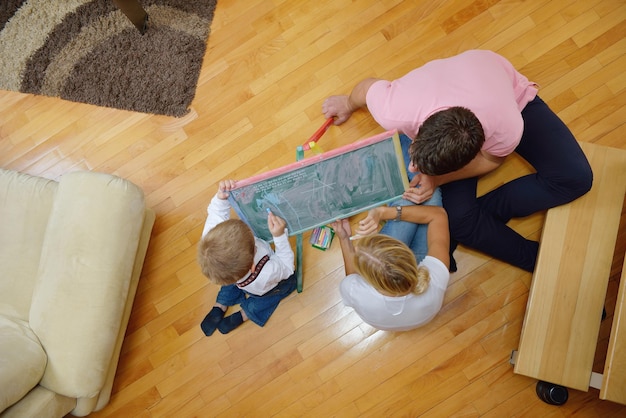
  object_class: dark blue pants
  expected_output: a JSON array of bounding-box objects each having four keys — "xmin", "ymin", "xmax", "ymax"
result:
[
  {"xmin": 441, "ymin": 96, "xmax": 593, "ymax": 272},
  {"xmin": 216, "ymin": 273, "xmax": 297, "ymax": 327}
]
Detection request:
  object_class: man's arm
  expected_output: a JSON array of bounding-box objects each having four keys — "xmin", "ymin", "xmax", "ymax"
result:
[
  {"xmin": 322, "ymin": 78, "xmax": 381, "ymax": 125},
  {"xmin": 405, "ymin": 151, "xmax": 505, "ymax": 204},
  {"xmin": 435, "ymin": 150, "xmax": 505, "ymax": 185},
  {"xmin": 348, "ymin": 78, "xmax": 379, "ymax": 110}
]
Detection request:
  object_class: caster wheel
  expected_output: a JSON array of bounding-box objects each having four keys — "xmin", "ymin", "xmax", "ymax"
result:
[{"xmin": 536, "ymin": 380, "xmax": 568, "ymax": 405}]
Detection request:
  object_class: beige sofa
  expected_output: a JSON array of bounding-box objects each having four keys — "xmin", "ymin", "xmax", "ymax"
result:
[{"xmin": 0, "ymin": 169, "xmax": 155, "ymax": 417}]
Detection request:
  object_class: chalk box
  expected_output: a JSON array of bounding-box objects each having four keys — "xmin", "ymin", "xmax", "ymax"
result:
[{"xmin": 309, "ymin": 225, "xmax": 335, "ymax": 251}]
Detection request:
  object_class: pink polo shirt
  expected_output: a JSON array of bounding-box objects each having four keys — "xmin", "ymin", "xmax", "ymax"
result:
[{"xmin": 366, "ymin": 50, "xmax": 538, "ymax": 157}]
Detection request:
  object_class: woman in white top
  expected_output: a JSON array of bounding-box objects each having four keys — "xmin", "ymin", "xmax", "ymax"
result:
[{"xmin": 332, "ymin": 204, "xmax": 450, "ymax": 331}]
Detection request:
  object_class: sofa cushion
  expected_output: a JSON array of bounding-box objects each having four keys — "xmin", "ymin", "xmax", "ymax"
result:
[
  {"xmin": 0, "ymin": 169, "xmax": 57, "ymax": 321},
  {"xmin": 0, "ymin": 315, "xmax": 47, "ymax": 413},
  {"xmin": 0, "ymin": 385, "xmax": 75, "ymax": 418},
  {"xmin": 29, "ymin": 171, "xmax": 147, "ymax": 398}
]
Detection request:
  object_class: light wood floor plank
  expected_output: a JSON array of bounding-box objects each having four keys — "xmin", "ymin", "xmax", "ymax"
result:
[{"xmin": 1, "ymin": 0, "xmax": 625, "ymax": 416}]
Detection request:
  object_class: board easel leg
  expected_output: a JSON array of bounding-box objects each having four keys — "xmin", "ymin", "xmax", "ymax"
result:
[
  {"xmin": 296, "ymin": 237, "xmax": 303, "ymax": 293},
  {"xmin": 295, "ymin": 145, "xmax": 304, "ymax": 293}
]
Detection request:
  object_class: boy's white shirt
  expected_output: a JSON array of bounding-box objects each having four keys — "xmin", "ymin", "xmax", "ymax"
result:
[{"xmin": 202, "ymin": 195, "xmax": 295, "ymax": 296}]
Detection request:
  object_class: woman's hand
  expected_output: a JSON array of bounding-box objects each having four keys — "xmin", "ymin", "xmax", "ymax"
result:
[
  {"xmin": 355, "ymin": 207, "xmax": 384, "ymax": 236},
  {"xmin": 330, "ymin": 218, "xmax": 352, "ymax": 239},
  {"xmin": 216, "ymin": 179, "xmax": 237, "ymax": 200}
]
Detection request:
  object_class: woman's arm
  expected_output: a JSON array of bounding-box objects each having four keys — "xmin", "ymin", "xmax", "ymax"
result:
[
  {"xmin": 356, "ymin": 205, "xmax": 450, "ymax": 269},
  {"xmin": 330, "ymin": 219, "xmax": 358, "ymax": 275}
]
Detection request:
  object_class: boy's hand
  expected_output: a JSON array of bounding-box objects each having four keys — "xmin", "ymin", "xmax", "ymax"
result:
[
  {"xmin": 216, "ymin": 179, "xmax": 237, "ymax": 200},
  {"xmin": 267, "ymin": 210, "xmax": 287, "ymax": 237}
]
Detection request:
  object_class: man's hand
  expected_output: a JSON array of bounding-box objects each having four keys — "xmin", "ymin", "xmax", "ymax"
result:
[
  {"xmin": 216, "ymin": 179, "xmax": 237, "ymax": 200},
  {"xmin": 322, "ymin": 95, "xmax": 354, "ymax": 125},
  {"xmin": 404, "ymin": 174, "xmax": 436, "ymax": 203}
]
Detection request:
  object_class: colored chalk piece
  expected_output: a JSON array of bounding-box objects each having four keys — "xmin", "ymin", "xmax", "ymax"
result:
[
  {"xmin": 309, "ymin": 227, "xmax": 319, "ymax": 245},
  {"xmin": 309, "ymin": 141, "xmax": 324, "ymax": 154}
]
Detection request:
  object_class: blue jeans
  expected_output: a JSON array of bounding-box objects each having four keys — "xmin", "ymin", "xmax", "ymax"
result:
[
  {"xmin": 216, "ymin": 273, "xmax": 297, "ymax": 327},
  {"xmin": 379, "ymin": 134, "xmax": 443, "ymax": 263},
  {"xmin": 442, "ymin": 96, "xmax": 593, "ymax": 272}
]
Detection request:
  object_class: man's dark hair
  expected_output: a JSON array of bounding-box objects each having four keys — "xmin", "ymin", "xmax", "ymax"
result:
[{"xmin": 409, "ymin": 107, "xmax": 485, "ymax": 176}]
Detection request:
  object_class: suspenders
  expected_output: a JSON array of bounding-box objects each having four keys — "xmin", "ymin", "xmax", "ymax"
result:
[{"xmin": 236, "ymin": 255, "xmax": 270, "ymax": 288}]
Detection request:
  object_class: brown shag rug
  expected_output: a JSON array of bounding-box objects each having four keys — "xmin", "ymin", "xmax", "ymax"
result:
[{"xmin": 0, "ymin": 0, "xmax": 217, "ymax": 117}]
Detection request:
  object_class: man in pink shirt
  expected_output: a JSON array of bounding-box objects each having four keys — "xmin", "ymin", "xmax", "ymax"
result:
[{"xmin": 323, "ymin": 50, "xmax": 592, "ymax": 272}]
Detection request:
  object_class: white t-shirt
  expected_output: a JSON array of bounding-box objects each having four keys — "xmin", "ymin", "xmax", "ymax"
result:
[{"xmin": 339, "ymin": 256, "xmax": 450, "ymax": 331}]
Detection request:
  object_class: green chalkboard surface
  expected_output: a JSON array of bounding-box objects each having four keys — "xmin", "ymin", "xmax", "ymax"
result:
[{"xmin": 228, "ymin": 130, "xmax": 408, "ymax": 241}]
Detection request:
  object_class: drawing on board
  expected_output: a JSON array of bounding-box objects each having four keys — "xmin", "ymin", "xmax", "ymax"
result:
[{"xmin": 228, "ymin": 130, "xmax": 408, "ymax": 241}]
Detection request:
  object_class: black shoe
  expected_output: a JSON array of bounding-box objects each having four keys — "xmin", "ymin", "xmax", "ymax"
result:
[
  {"xmin": 449, "ymin": 239, "xmax": 458, "ymax": 273},
  {"xmin": 200, "ymin": 306, "xmax": 225, "ymax": 336},
  {"xmin": 449, "ymin": 254, "xmax": 457, "ymax": 273},
  {"xmin": 218, "ymin": 311, "xmax": 244, "ymax": 334}
]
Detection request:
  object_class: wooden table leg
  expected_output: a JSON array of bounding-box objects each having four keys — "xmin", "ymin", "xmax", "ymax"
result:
[{"xmin": 112, "ymin": 0, "xmax": 149, "ymax": 34}]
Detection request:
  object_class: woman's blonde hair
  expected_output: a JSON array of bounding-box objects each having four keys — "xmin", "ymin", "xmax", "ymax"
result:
[
  {"xmin": 197, "ymin": 219, "xmax": 256, "ymax": 285},
  {"xmin": 353, "ymin": 234, "xmax": 430, "ymax": 295}
]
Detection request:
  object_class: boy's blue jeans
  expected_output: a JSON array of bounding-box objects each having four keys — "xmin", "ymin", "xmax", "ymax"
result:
[
  {"xmin": 379, "ymin": 134, "xmax": 442, "ymax": 263},
  {"xmin": 216, "ymin": 273, "xmax": 297, "ymax": 327}
]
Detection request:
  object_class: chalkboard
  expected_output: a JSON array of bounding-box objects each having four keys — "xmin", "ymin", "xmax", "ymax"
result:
[{"xmin": 228, "ymin": 130, "xmax": 409, "ymax": 241}]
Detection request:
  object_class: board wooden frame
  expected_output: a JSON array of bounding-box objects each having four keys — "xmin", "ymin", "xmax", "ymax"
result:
[{"xmin": 228, "ymin": 130, "xmax": 408, "ymax": 241}]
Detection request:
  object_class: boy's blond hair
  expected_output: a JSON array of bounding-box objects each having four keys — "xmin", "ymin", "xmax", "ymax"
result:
[
  {"xmin": 198, "ymin": 219, "xmax": 256, "ymax": 285},
  {"xmin": 353, "ymin": 234, "xmax": 430, "ymax": 295}
]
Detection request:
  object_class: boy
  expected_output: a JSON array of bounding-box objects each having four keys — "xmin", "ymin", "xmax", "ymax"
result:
[{"xmin": 198, "ymin": 179, "xmax": 296, "ymax": 335}]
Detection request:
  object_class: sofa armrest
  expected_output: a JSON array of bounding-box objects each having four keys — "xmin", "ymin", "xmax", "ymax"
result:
[
  {"xmin": 91, "ymin": 207, "xmax": 155, "ymax": 414},
  {"xmin": 28, "ymin": 171, "xmax": 151, "ymax": 400}
]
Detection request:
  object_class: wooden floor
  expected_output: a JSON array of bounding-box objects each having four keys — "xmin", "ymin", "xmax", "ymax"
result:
[{"xmin": 2, "ymin": 0, "xmax": 625, "ymax": 416}]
